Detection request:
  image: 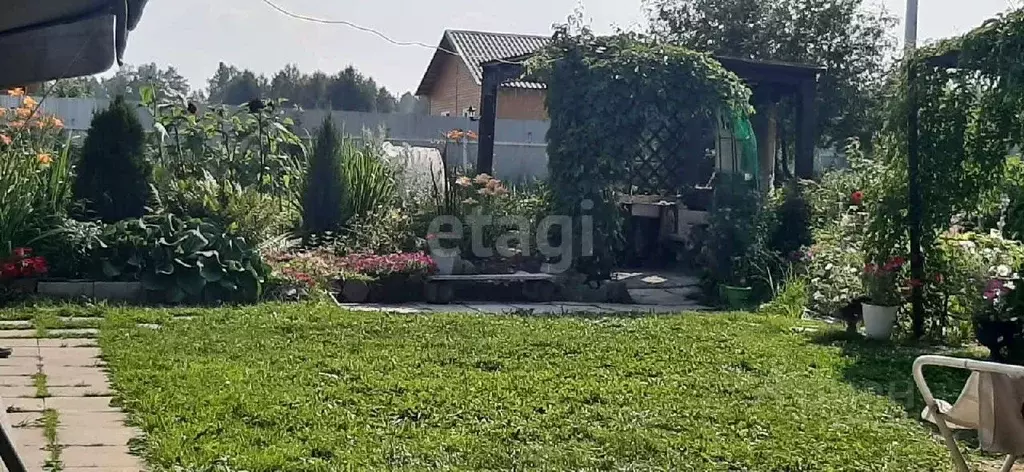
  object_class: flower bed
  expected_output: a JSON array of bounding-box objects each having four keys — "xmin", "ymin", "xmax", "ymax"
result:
[{"xmin": 335, "ymin": 253, "xmax": 437, "ymax": 303}]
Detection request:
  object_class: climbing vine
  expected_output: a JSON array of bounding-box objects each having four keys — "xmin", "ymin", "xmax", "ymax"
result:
[
  {"xmin": 529, "ymin": 28, "xmax": 753, "ymax": 278},
  {"xmin": 868, "ymin": 8, "xmax": 1024, "ymax": 335}
]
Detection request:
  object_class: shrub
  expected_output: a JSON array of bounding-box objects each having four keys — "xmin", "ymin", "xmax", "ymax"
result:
[
  {"xmin": 331, "ymin": 208, "xmax": 418, "ymax": 257},
  {"xmin": 74, "ymin": 95, "xmax": 150, "ymax": 222},
  {"xmin": 32, "ymin": 219, "xmax": 103, "ymax": 279},
  {"xmin": 302, "ymin": 115, "xmax": 346, "ymax": 234},
  {"xmin": 94, "ymin": 214, "xmax": 269, "ymax": 303},
  {"xmin": 152, "ymin": 171, "xmax": 296, "ymax": 244},
  {"xmin": 0, "ymin": 91, "xmax": 75, "ymax": 252},
  {"xmin": 770, "ymin": 182, "xmax": 813, "ymax": 258}
]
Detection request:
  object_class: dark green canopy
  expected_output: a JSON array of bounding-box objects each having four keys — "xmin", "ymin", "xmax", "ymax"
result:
[{"xmin": 0, "ymin": 0, "xmax": 149, "ymax": 87}]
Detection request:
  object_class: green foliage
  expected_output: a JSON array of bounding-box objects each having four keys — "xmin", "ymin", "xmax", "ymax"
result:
[
  {"xmin": 302, "ymin": 116, "xmax": 346, "ymax": 234},
  {"xmin": 74, "ymin": 95, "xmax": 151, "ymax": 223},
  {"xmin": 532, "ymin": 28, "xmax": 753, "ymax": 279},
  {"xmin": 769, "ymin": 182, "xmax": 813, "ymax": 258},
  {"xmin": 101, "ymin": 306, "xmax": 958, "ymax": 470},
  {"xmin": 151, "ymin": 171, "xmax": 296, "ymax": 245},
  {"xmin": 94, "ymin": 214, "xmax": 269, "ymax": 303},
  {"xmin": 759, "ymin": 276, "xmax": 809, "ymax": 318},
  {"xmin": 330, "ymin": 208, "xmax": 418, "ymax": 257},
  {"xmin": 340, "ymin": 132, "xmax": 397, "ymax": 222},
  {"xmin": 704, "ymin": 175, "xmax": 775, "ymax": 294},
  {"xmin": 144, "ymin": 91, "xmax": 307, "ymax": 209},
  {"xmin": 0, "ymin": 99, "xmax": 76, "ymax": 253},
  {"xmin": 646, "ymin": 0, "xmax": 898, "ymax": 144},
  {"xmin": 33, "ymin": 219, "xmax": 103, "ymax": 279}
]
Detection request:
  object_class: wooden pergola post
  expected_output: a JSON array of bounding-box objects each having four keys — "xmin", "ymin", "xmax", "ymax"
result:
[
  {"xmin": 795, "ymin": 78, "xmax": 817, "ymax": 179},
  {"xmin": 477, "ymin": 61, "xmax": 524, "ymax": 175}
]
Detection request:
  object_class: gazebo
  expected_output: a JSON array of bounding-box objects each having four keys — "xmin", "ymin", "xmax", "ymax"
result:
[{"xmin": 475, "ymin": 53, "xmax": 824, "ymax": 187}]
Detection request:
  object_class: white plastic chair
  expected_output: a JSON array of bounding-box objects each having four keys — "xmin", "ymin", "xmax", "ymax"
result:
[{"xmin": 913, "ymin": 355, "xmax": 1024, "ymax": 472}]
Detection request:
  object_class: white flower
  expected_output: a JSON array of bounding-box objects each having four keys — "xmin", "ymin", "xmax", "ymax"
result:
[
  {"xmin": 1006, "ymin": 281, "xmax": 1017, "ymax": 291},
  {"xmin": 998, "ymin": 265, "xmax": 1013, "ymax": 277}
]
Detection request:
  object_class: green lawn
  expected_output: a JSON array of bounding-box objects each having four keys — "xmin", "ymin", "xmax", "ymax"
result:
[{"xmin": 95, "ymin": 304, "xmax": 968, "ymax": 471}]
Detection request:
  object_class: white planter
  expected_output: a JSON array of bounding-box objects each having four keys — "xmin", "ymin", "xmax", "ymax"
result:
[
  {"xmin": 863, "ymin": 303, "xmax": 898, "ymax": 340},
  {"xmin": 432, "ymin": 253, "xmax": 459, "ymax": 275}
]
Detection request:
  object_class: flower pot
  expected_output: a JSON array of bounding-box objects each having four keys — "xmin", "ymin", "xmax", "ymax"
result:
[
  {"xmin": 863, "ymin": 303, "xmax": 898, "ymax": 340},
  {"xmin": 432, "ymin": 254, "xmax": 459, "ymax": 275},
  {"xmin": 9, "ymin": 278, "xmax": 37, "ymax": 294},
  {"xmin": 719, "ymin": 285, "xmax": 753, "ymax": 310},
  {"xmin": 342, "ymin": 280, "xmax": 370, "ymax": 303}
]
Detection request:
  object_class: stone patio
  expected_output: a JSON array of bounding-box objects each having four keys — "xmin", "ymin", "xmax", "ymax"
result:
[{"xmin": 0, "ymin": 332, "xmax": 143, "ymax": 471}]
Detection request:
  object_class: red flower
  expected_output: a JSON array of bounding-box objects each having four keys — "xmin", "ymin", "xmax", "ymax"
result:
[
  {"xmin": 12, "ymin": 247, "xmax": 31, "ymax": 259},
  {"xmin": 0, "ymin": 263, "xmax": 17, "ymax": 279},
  {"xmin": 30, "ymin": 257, "xmax": 47, "ymax": 275},
  {"xmin": 851, "ymin": 191, "xmax": 865, "ymax": 206}
]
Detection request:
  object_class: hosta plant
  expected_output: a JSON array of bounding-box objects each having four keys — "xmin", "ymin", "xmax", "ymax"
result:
[{"xmin": 94, "ymin": 214, "xmax": 269, "ymax": 303}]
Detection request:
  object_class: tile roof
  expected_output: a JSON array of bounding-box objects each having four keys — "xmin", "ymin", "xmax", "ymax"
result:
[{"xmin": 416, "ymin": 30, "xmax": 550, "ymax": 94}]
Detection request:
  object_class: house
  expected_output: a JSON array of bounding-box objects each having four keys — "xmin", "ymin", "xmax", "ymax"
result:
[{"xmin": 415, "ymin": 30, "xmax": 550, "ymax": 121}]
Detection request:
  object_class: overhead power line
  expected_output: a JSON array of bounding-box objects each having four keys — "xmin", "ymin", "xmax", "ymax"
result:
[{"xmin": 258, "ymin": 0, "xmax": 535, "ymax": 66}]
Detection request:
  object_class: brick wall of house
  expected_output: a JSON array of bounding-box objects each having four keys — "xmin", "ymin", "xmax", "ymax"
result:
[
  {"xmin": 426, "ymin": 55, "xmax": 481, "ymax": 117},
  {"xmin": 497, "ymin": 88, "xmax": 547, "ymax": 120},
  {"xmin": 424, "ymin": 56, "xmax": 549, "ymax": 121}
]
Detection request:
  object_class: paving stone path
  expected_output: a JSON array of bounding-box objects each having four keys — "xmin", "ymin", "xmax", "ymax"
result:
[{"xmin": 0, "ymin": 331, "xmax": 143, "ymax": 471}]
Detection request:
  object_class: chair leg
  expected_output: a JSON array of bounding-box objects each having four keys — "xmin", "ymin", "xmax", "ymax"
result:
[
  {"xmin": 931, "ymin": 408, "xmax": 970, "ymax": 472},
  {"xmin": 999, "ymin": 455, "xmax": 1017, "ymax": 472}
]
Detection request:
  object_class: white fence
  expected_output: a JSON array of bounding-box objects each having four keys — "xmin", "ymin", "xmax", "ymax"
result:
[{"xmin": 0, "ymin": 96, "xmax": 552, "ymax": 181}]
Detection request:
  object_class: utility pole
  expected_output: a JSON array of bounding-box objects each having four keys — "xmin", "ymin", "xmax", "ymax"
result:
[
  {"xmin": 905, "ymin": 0, "xmax": 925, "ymax": 337},
  {"xmin": 905, "ymin": 0, "xmax": 919, "ymax": 50}
]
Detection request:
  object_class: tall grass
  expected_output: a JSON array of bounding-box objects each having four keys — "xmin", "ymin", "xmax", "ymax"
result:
[{"xmin": 341, "ymin": 132, "xmax": 397, "ymax": 223}]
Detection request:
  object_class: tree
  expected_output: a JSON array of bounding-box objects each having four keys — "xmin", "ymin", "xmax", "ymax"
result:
[
  {"xmin": 74, "ymin": 96, "xmax": 151, "ymax": 222},
  {"xmin": 302, "ymin": 115, "xmax": 346, "ymax": 234},
  {"xmin": 646, "ymin": 0, "xmax": 897, "ymax": 145},
  {"xmin": 101, "ymin": 63, "xmax": 190, "ymax": 100},
  {"xmin": 327, "ymin": 66, "xmax": 376, "ymax": 112},
  {"xmin": 375, "ymin": 87, "xmax": 397, "ymax": 113},
  {"xmin": 398, "ymin": 92, "xmax": 421, "ymax": 114},
  {"xmin": 46, "ymin": 76, "xmax": 103, "ymax": 98},
  {"xmin": 220, "ymin": 70, "xmax": 264, "ymax": 105}
]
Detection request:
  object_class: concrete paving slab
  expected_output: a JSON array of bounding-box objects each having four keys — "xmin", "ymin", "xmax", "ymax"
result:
[
  {"xmin": 61, "ymin": 445, "xmax": 144, "ymax": 468},
  {"xmin": 0, "ymin": 330, "xmax": 38, "ymax": 338},
  {"xmin": 0, "ymin": 362, "xmax": 41, "ymax": 376},
  {"xmin": 0, "ymin": 386, "xmax": 40, "ymax": 398},
  {"xmin": 47, "ymin": 386, "xmax": 113, "ymax": 397},
  {"xmin": 57, "ymin": 412, "xmax": 129, "ymax": 429},
  {"xmin": 0, "ymin": 321, "xmax": 32, "ymax": 329},
  {"xmin": 5, "ymin": 397, "xmax": 45, "ymax": 412},
  {"xmin": 46, "ymin": 328, "xmax": 99, "ymax": 337},
  {"xmin": 45, "ymin": 396, "xmax": 118, "ymax": 412},
  {"xmin": 0, "ymin": 375, "xmax": 35, "ymax": 387},
  {"xmin": 38, "ymin": 338, "xmax": 97, "ymax": 348},
  {"xmin": 13, "ymin": 426, "xmax": 46, "ymax": 446},
  {"xmin": 8, "ymin": 411, "xmax": 43, "ymax": 427},
  {"xmin": 0, "ymin": 338, "xmax": 39, "ymax": 348},
  {"xmin": 57, "ymin": 425, "xmax": 138, "ymax": 447}
]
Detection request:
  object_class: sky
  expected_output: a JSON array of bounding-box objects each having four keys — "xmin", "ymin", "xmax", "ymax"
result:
[{"xmin": 117, "ymin": 0, "xmax": 1019, "ymax": 96}]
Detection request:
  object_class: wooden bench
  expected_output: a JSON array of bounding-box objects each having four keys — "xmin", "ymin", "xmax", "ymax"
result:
[{"xmin": 424, "ymin": 273, "xmax": 558, "ymax": 304}]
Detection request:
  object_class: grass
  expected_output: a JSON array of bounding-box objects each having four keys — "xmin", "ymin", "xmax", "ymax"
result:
[
  {"xmin": 42, "ymin": 409, "xmax": 60, "ymax": 470},
  {"xmin": 33, "ymin": 372, "xmax": 49, "ymax": 398},
  {"xmin": 96, "ymin": 303, "xmax": 975, "ymax": 471}
]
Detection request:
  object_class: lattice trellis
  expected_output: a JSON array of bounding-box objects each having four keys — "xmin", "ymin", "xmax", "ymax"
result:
[{"xmin": 624, "ymin": 105, "xmax": 716, "ymax": 196}]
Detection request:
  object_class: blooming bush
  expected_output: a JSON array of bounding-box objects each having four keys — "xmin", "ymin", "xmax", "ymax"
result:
[
  {"xmin": 0, "ymin": 89, "xmax": 74, "ymax": 252},
  {"xmin": 861, "ymin": 257, "xmax": 906, "ymax": 306},
  {"xmin": 338, "ymin": 253, "xmax": 437, "ymax": 280},
  {"xmin": 1, "ymin": 248, "xmax": 48, "ymax": 280}
]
